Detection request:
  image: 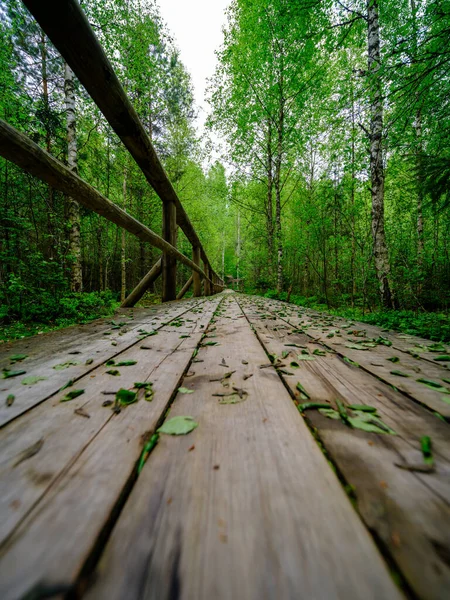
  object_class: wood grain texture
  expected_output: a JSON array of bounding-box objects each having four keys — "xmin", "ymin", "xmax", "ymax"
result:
[
  {"xmin": 0, "ymin": 297, "xmax": 223, "ymax": 600},
  {"xmin": 252, "ymin": 296, "xmax": 450, "ymax": 418},
  {"xmin": 85, "ymin": 294, "xmax": 400, "ymax": 600},
  {"xmin": 0, "ymin": 298, "xmax": 203, "ymax": 426},
  {"xmin": 238, "ymin": 295, "xmax": 450, "ymax": 600}
]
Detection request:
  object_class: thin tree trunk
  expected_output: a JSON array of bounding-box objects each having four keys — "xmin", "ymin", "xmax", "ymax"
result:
[
  {"xmin": 367, "ymin": 0, "xmax": 394, "ymax": 308},
  {"xmin": 40, "ymin": 31, "xmax": 55, "ymax": 259},
  {"xmin": 350, "ymin": 80, "xmax": 357, "ymax": 308},
  {"xmin": 266, "ymin": 119, "xmax": 274, "ymax": 281},
  {"xmin": 64, "ymin": 61, "xmax": 82, "ymax": 292},
  {"xmin": 236, "ymin": 208, "xmax": 241, "ymax": 290},
  {"xmin": 275, "ymin": 91, "xmax": 284, "ymax": 294},
  {"xmin": 121, "ymin": 167, "xmax": 127, "ymax": 302},
  {"xmin": 410, "ymin": 0, "xmax": 424, "ymax": 285}
]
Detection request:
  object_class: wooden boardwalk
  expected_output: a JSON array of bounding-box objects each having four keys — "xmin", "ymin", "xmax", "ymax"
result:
[{"xmin": 0, "ymin": 292, "xmax": 449, "ymax": 600}]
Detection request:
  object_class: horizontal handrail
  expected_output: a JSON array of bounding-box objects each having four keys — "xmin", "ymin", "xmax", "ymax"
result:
[
  {"xmin": 0, "ymin": 119, "xmax": 208, "ymax": 278},
  {"xmin": 22, "ymin": 0, "xmax": 214, "ymax": 271}
]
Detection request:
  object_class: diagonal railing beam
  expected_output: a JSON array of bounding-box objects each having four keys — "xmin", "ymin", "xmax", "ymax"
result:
[
  {"xmin": 0, "ymin": 119, "xmax": 205, "ymax": 278},
  {"xmin": 22, "ymin": 0, "xmax": 212, "ymax": 267}
]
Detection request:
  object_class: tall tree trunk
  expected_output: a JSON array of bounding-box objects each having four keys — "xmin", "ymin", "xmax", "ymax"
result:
[
  {"xmin": 266, "ymin": 119, "xmax": 274, "ymax": 281},
  {"xmin": 274, "ymin": 79, "xmax": 284, "ymax": 294},
  {"xmin": 64, "ymin": 61, "xmax": 82, "ymax": 292},
  {"xmin": 350, "ymin": 78, "xmax": 357, "ymax": 307},
  {"xmin": 410, "ymin": 0, "xmax": 424, "ymax": 282},
  {"xmin": 367, "ymin": 0, "xmax": 394, "ymax": 308},
  {"xmin": 40, "ymin": 31, "xmax": 55, "ymax": 260},
  {"xmin": 121, "ymin": 168, "xmax": 127, "ymax": 302},
  {"xmin": 236, "ymin": 208, "xmax": 241, "ymax": 290}
]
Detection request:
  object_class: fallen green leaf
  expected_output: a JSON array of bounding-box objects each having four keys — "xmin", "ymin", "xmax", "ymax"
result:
[
  {"xmin": 390, "ymin": 370, "xmax": 410, "ymax": 377},
  {"xmin": 2, "ymin": 369, "xmax": 27, "ymax": 379},
  {"xmin": 433, "ymin": 355, "xmax": 450, "ymax": 362},
  {"xmin": 116, "ymin": 388, "xmax": 138, "ymax": 405},
  {"xmin": 9, "ymin": 354, "xmax": 28, "ymax": 363},
  {"xmin": 61, "ymin": 389, "xmax": 84, "ymax": 402},
  {"xmin": 421, "ymin": 435, "xmax": 433, "ymax": 465},
  {"xmin": 21, "ymin": 375, "xmax": 47, "ymax": 385},
  {"xmin": 115, "ymin": 360, "xmax": 137, "ymax": 367},
  {"xmin": 106, "ymin": 369, "xmax": 121, "ymax": 376},
  {"xmin": 387, "ymin": 356, "xmax": 400, "ymax": 363},
  {"xmin": 6, "ymin": 394, "xmax": 15, "ymax": 406},
  {"xmin": 298, "ymin": 402, "xmax": 330, "ymax": 411},
  {"xmin": 178, "ymin": 387, "xmax": 194, "ymax": 394},
  {"xmin": 347, "ymin": 404, "xmax": 377, "ymax": 413},
  {"xmin": 157, "ymin": 416, "xmax": 198, "ymax": 435},
  {"xmin": 417, "ymin": 378, "xmax": 450, "ymax": 394},
  {"xmin": 53, "ymin": 361, "xmax": 80, "ymax": 370}
]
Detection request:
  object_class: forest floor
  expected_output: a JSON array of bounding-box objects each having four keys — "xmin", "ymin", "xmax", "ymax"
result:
[
  {"xmin": 262, "ymin": 293, "xmax": 450, "ymax": 342},
  {"xmin": 2, "ymin": 290, "xmax": 450, "ymax": 344}
]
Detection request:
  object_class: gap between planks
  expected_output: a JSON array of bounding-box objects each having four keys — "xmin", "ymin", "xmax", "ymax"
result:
[
  {"xmin": 83, "ymin": 293, "xmax": 401, "ymax": 600},
  {"xmin": 0, "ymin": 296, "xmax": 224, "ymax": 600},
  {"xmin": 0, "ymin": 297, "xmax": 207, "ymax": 426},
  {"xmin": 236, "ymin": 294, "xmax": 450, "ymax": 600}
]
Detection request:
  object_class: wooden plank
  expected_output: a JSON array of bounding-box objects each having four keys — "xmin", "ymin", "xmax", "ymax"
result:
[
  {"xmin": 162, "ymin": 201, "xmax": 177, "ymax": 302},
  {"xmin": 0, "ymin": 120, "xmax": 207, "ymax": 279},
  {"xmin": 121, "ymin": 257, "xmax": 162, "ymax": 307},
  {"xmin": 302, "ymin": 305, "xmax": 450, "ymax": 367},
  {"xmin": 0, "ymin": 298, "xmax": 203, "ymax": 426},
  {"xmin": 192, "ymin": 246, "xmax": 202, "ymax": 297},
  {"xmin": 177, "ymin": 275, "xmax": 193, "ymax": 300},
  {"xmin": 0, "ymin": 299, "xmax": 212, "ymax": 544},
  {"xmin": 0, "ymin": 297, "xmax": 223, "ymax": 600},
  {"xmin": 253, "ymin": 296, "xmax": 450, "ymax": 418},
  {"xmin": 238, "ymin": 295, "xmax": 450, "ymax": 600},
  {"xmin": 85, "ymin": 294, "xmax": 400, "ymax": 600}
]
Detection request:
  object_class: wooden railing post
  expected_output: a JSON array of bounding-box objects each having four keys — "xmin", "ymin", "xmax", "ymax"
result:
[
  {"xmin": 162, "ymin": 201, "xmax": 177, "ymax": 302},
  {"xmin": 192, "ymin": 246, "xmax": 201, "ymax": 297}
]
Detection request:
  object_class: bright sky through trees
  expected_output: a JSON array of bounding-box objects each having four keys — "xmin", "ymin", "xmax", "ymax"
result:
[{"xmin": 157, "ymin": 0, "xmax": 230, "ymax": 125}]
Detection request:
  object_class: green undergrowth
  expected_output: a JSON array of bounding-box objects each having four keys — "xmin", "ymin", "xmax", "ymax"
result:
[
  {"xmin": 0, "ymin": 291, "xmax": 119, "ymax": 343},
  {"xmin": 262, "ymin": 290, "xmax": 450, "ymax": 342}
]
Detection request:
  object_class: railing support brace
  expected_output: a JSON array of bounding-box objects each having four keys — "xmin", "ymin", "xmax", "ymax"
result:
[{"xmin": 162, "ymin": 201, "xmax": 177, "ymax": 302}]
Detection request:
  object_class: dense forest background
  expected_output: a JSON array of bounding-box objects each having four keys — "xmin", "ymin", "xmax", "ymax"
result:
[{"xmin": 1, "ymin": 0, "xmax": 450, "ymax": 341}]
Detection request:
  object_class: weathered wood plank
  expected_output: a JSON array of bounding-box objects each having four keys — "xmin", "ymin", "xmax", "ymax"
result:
[
  {"xmin": 0, "ymin": 299, "xmax": 212, "ymax": 544},
  {"xmin": 0, "ymin": 297, "xmax": 223, "ymax": 600},
  {"xmin": 85, "ymin": 294, "xmax": 400, "ymax": 600},
  {"xmin": 238, "ymin": 295, "xmax": 450, "ymax": 600},
  {"xmin": 0, "ymin": 298, "xmax": 202, "ymax": 426},
  {"xmin": 253, "ymin": 297, "xmax": 450, "ymax": 418}
]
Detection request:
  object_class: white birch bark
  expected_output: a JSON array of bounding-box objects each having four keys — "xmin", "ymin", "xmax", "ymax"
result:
[
  {"xmin": 64, "ymin": 61, "xmax": 82, "ymax": 292},
  {"xmin": 367, "ymin": 0, "xmax": 394, "ymax": 307}
]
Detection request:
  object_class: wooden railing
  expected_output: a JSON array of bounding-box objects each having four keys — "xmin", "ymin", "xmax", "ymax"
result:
[{"xmin": 0, "ymin": 0, "xmax": 224, "ymax": 306}]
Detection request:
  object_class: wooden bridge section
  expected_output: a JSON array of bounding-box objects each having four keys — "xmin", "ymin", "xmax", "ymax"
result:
[{"xmin": 0, "ymin": 292, "xmax": 449, "ymax": 599}]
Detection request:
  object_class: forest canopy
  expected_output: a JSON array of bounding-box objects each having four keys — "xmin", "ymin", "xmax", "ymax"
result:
[{"xmin": 1, "ymin": 0, "xmax": 449, "ymax": 340}]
